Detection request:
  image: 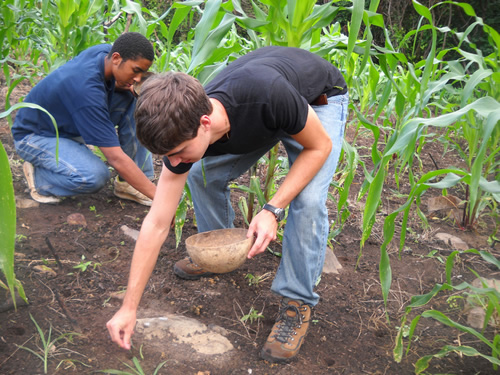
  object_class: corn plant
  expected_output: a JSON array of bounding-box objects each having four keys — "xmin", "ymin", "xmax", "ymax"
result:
[
  {"xmin": 394, "ymin": 249, "xmax": 500, "ymax": 374},
  {"xmin": 0, "ymin": 103, "xmax": 58, "ymax": 308},
  {"xmin": 347, "ymin": 0, "xmax": 500, "ymax": 312},
  {"xmin": 18, "ymin": 314, "xmax": 82, "ymax": 374}
]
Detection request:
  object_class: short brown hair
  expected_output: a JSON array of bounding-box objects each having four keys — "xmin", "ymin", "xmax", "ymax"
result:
[{"xmin": 135, "ymin": 72, "xmax": 213, "ymax": 154}]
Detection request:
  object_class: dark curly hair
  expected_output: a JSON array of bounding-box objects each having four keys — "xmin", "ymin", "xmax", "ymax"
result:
[
  {"xmin": 108, "ymin": 32, "xmax": 154, "ymax": 62},
  {"xmin": 135, "ymin": 72, "xmax": 213, "ymax": 155}
]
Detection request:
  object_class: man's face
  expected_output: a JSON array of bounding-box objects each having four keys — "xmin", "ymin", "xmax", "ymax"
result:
[
  {"xmin": 164, "ymin": 126, "xmax": 210, "ymax": 167},
  {"xmin": 112, "ymin": 54, "xmax": 152, "ymax": 92}
]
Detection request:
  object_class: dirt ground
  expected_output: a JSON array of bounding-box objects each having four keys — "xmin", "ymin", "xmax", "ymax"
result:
[{"xmin": 0, "ymin": 81, "xmax": 499, "ymax": 375}]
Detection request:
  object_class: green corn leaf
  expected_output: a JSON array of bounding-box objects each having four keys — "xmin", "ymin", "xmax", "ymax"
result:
[
  {"xmin": 461, "ymin": 68, "xmax": 493, "ymax": 107},
  {"xmin": 188, "ymin": 13, "xmax": 236, "ymax": 74},
  {"xmin": 361, "ymin": 156, "xmax": 389, "ymax": 248},
  {"xmin": 58, "ymin": 0, "xmax": 76, "ymax": 28},
  {"xmin": 0, "ymin": 142, "xmax": 18, "ymax": 308},
  {"xmin": 379, "ymin": 243, "xmax": 391, "ymax": 311},
  {"xmin": 346, "ymin": 0, "xmax": 364, "ymax": 62},
  {"xmin": 174, "ymin": 192, "xmax": 188, "ymax": 248},
  {"xmin": 422, "ymin": 310, "xmax": 499, "ymax": 355}
]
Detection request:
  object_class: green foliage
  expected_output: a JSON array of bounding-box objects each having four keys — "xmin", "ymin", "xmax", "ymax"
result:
[
  {"xmin": 0, "ymin": 102, "xmax": 58, "ymax": 309},
  {"xmin": 18, "ymin": 314, "xmax": 82, "ymax": 374},
  {"xmin": 241, "ymin": 306, "xmax": 264, "ymax": 324},
  {"xmin": 394, "ymin": 250, "xmax": 500, "ymax": 373}
]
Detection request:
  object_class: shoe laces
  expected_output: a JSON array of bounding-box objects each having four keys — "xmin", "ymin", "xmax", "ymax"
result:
[{"xmin": 272, "ymin": 303, "xmax": 307, "ymax": 343}]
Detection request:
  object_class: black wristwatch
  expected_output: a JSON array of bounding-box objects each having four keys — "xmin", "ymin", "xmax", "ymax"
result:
[{"xmin": 263, "ymin": 203, "xmax": 285, "ymax": 222}]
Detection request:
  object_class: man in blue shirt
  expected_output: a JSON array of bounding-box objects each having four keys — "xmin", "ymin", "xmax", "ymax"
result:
[{"xmin": 12, "ymin": 32, "xmax": 156, "ymax": 205}]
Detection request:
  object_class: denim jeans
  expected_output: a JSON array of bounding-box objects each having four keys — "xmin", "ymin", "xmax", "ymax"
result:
[
  {"xmin": 14, "ymin": 90, "xmax": 154, "ymax": 197},
  {"xmin": 187, "ymin": 92, "xmax": 349, "ymax": 306}
]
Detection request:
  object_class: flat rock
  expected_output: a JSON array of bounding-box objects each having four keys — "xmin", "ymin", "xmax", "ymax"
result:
[
  {"xmin": 15, "ymin": 197, "xmax": 39, "ymax": 208},
  {"xmin": 67, "ymin": 213, "xmax": 87, "ymax": 226},
  {"xmin": 434, "ymin": 232, "xmax": 469, "ymax": 251},
  {"xmin": 323, "ymin": 248, "xmax": 342, "ymax": 274},
  {"xmin": 135, "ymin": 314, "xmax": 234, "ymax": 356},
  {"xmin": 427, "ymin": 195, "xmax": 461, "ymax": 212},
  {"xmin": 466, "ymin": 278, "xmax": 500, "ymax": 329},
  {"xmin": 121, "ymin": 225, "xmax": 140, "ymax": 241}
]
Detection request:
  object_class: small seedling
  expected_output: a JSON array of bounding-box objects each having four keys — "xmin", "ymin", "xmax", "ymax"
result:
[
  {"xmin": 241, "ymin": 307, "xmax": 264, "ymax": 324},
  {"xmin": 245, "ymin": 272, "xmax": 272, "ymax": 287},
  {"xmin": 15, "ymin": 234, "xmax": 27, "ymax": 242},
  {"xmin": 72, "ymin": 255, "xmax": 101, "ymax": 273},
  {"xmin": 89, "ymin": 205, "xmax": 101, "ymax": 218},
  {"xmin": 17, "ymin": 314, "xmax": 81, "ymax": 374}
]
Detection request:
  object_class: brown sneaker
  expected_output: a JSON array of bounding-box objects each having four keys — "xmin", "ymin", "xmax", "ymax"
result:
[
  {"xmin": 261, "ymin": 298, "xmax": 311, "ymax": 363},
  {"xmin": 23, "ymin": 162, "xmax": 61, "ymax": 204},
  {"xmin": 173, "ymin": 257, "xmax": 215, "ymax": 280},
  {"xmin": 113, "ymin": 177, "xmax": 152, "ymax": 206}
]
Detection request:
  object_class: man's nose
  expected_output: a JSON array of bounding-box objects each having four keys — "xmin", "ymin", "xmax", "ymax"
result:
[{"xmin": 168, "ymin": 156, "xmax": 181, "ymax": 167}]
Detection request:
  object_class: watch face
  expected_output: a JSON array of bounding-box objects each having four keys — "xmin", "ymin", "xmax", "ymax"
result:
[
  {"xmin": 276, "ymin": 208, "xmax": 285, "ymax": 221},
  {"xmin": 264, "ymin": 204, "xmax": 285, "ymax": 221}
]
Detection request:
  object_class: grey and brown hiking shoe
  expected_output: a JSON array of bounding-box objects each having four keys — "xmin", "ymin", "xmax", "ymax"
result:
[
  {"xmin": 173, "ymin": 257, "xmax": 215, "ymax": 280},
  {"xmin": 261, "ymin": 298, "xmax": 311, "ymax": 363}
]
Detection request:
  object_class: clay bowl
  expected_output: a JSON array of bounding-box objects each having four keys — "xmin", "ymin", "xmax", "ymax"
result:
[{"xmin": 185, "ymin": 228, "xmax": 254, "ymax": 273}]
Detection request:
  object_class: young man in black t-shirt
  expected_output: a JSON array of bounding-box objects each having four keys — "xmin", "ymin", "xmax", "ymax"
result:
[{"xmin": 107, "ymin": 46, "xmax": 349, "ymax": 362}]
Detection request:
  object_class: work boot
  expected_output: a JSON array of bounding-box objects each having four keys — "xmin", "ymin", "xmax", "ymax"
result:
[
  {"xmin": 261, "ymin": 298, "xmax": 311, "ymax": 363},
  {"xmin": 113, "ymin": 177, "xmax": 152, "ymax": 206},
  {"xmin": 173, "ymin": 257, "xmax": 215, "ymax": 280},
  {"xmin": 23, "ymin": 162, "xmax": 61, "ymax": 204}
]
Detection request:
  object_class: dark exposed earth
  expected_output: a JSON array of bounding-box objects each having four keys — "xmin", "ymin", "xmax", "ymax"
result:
[{"xmin": 0, "ymin": 80, "xmax": 499, "ymax": 375}]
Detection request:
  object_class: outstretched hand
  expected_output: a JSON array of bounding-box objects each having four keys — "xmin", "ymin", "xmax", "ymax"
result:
[
  {"xmin": 106, "ymin": 307, "xmax": 137, "ymax": 350},
  {"xmin": 246, "ymin": 209, "xmax": 278, "ymax": 258}
]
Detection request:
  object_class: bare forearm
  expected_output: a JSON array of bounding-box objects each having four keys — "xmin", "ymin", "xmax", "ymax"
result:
[
  {"xmin": 99, "ymin": 146, "xmax": 156, "ymax": 199},
  {"xmin": 121, "ymin": 217, "xmax": 169, "ymax": 310},
  {"xmin": 269, "ymin": 106, "xmax": 332, "ymax": 208},
  {"xmin": 270, "ymin": 147, "xmax": 330, "ymax": 208}
]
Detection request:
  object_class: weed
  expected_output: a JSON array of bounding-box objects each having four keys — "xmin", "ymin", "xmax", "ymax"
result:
[
  {"xmin": 89, "ymin": 205, "xmax": 101, "ymax": 218},
  {"xmin": 15, "ymin": 234, "xmax": 27, "ymax": 242},
  {"xmin": 241, "ymin": 307, "xmax": 264, "ymax": 325},
  {"xmin": 17, "ymin": 314, "xmax": 81, "ymax": 374},
  {"xmin": 245, "ymin": 272, "xmax": 272, "ymax": 287},
  {"xmin": 71, "ymin": 255, "xmax": 101, "ymax": 273}
]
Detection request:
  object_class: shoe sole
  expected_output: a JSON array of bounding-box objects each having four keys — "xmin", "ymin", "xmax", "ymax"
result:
[
  {"xmin": 23, "ymin": 162, "xmax": 61, "ymax": 204},
  {"xmin": 173, "ymin": 264, "xmax": 215, "ymax": 280},
  {"xmin": 260, "ymin": 347, "xmax": 298, "ymax": 363},
  {"xmin": 114, "ymin": 190, "xmax": 152, "ymax": 206}
]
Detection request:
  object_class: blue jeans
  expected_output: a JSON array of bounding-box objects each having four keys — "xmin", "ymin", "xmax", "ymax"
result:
[
  {"xmin": 187, "ymin": 92, "xmax": 349, "ymax": 306},
  {"xmin": 14, "ymin": 91, "xmax": 154, "ymax": 197}
]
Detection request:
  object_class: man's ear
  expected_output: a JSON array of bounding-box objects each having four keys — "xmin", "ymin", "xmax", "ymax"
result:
[
  {"xmin": 200, "ymin": 115, "xmax": 211, "ymax": 131},
  {"xmin": 110, "ymin": 52, "xmax": 123, "ymax": 66}
]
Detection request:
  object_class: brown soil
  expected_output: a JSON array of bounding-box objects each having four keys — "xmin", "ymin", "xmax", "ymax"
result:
[{"xmin": 0, "ymin": 81, "xmax": 499, "ymax": 375}]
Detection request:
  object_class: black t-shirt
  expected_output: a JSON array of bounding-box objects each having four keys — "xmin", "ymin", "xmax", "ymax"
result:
[{"xmin": 164, "ymin": 46, "xmax": 347, "ymax": 174}]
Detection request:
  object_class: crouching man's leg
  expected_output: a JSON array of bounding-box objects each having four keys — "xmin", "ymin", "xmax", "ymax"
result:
[{"xmin": 14, "ymin": 134, "xmax": 110, "ymax": 203}]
